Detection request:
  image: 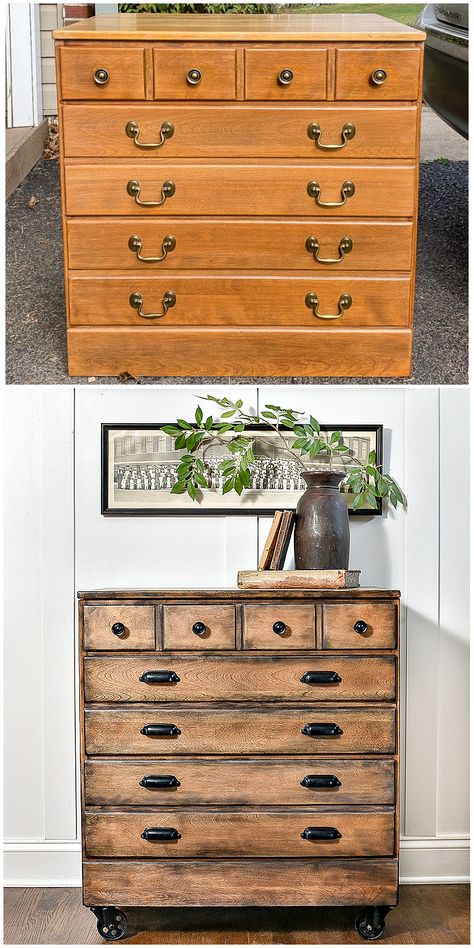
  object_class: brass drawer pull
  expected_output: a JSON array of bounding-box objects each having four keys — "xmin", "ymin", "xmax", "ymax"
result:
[
  {"xmin": 187, "ymin": 68, "xmax": 202, "ymax": 85},
  {"xmin": 305, "ymin": 236, "xmax": 353, "ymax": 265},
  {"xmin": 126, "ymin": 179, "xmax": 175, "ymax": 208},
  {"xmin": 125, "ymin": 120, "xmax": 174, "ymax": 149},
  {"xmin": 93, "ymin": 67, "xmax": 109, "ymax": 85},
  {"xmin": 128, "ymin": 234, "xmax": 176, "ymax": 263},
  {"xmin": 372, "ymin": 68, "xmax": 387, "ymax": 85},
  {"xmin": 278, "ymin": 68, "xmax": 294, "ymax": 85},
  {"xmin": 130, "ymin": 290, "xmax": 176, "ymax": 320},
  {"xmin": 305, "ymin": 292, "xmax": 352, "ymax": 321},
  {"xmin": 307, "ymin": 180, "xmax": 355, "ymax": 208},
  {"xmin": 307, "ymin": 121, "xmax": 356, "ymax": 150}
]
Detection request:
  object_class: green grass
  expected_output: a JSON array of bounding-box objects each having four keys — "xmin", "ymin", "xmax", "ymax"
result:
[{"xmin": 296, "ymin": 4, "xmax": 424, "ymax": 27}]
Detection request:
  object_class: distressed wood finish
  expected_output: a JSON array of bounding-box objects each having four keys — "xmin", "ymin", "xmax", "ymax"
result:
[
  {"xmin": 162, "ymin": 604, "xmax": 236, "ymax": 650},
  {"xmin": 322, "ymin": 602, "xmax": 398, "ymax": 649},
  {"xmin": 85, "ymin": 756, "xmax": 395, "ymax": 806},
  {"xmin": 242, "ymin": 604, "xmax": 315, "ymax": 649},
  {"xmin": 83, "ymin": 604, "xmax": 155, "ymax": 650},
  {"xmin": 84, "ymin": 654, "xmax": 396, "ymax": 703},
  {"xmin": 55, "ymin": 13, "xmax": 424, "ymax": 377}
]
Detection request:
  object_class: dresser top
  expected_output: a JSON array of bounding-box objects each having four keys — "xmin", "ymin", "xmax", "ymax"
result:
[
  {"xmin": 78, "ymin": 588, "xmax": 400, "ymax": 600},
  {"xmin": 53, "ymin": 12, "xmax": 425, "ymax": 43}
]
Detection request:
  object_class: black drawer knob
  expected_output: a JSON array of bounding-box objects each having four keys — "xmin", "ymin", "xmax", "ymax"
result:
[
  {"xmin": 354, "ymin": 619, "xmax": 368, "ymax": 635},
  {"xmin": 302, "ymin": 722, "xmax": 343, "ymax": 737},
  {"xmin": 278, "ymin": 68, "xmax": 294, "ymax": 85},
  {"xmin": 273, "ymin": 621, "xmax": 287, "ymax": 636},
  {"xmin": 301, "ymin": 774, "xmax": 342, "ymax": 789},
  {"xmin": 301, "ymin": 826, "xmax": 341, "ymax": 841},
  {"xmin": 111, "ymin": 622, "xmax": 125, "ymax": 637},
  {"xmin": 139, "ymin": 670, "xmax": 180, "ymax": 684},
  {"xmin": 139, "ymin": 775, "xmax": 180, "ymax": 789},
  {"xmin": 187, "ymin": 68, "xmax": 202, "ymax": 85},
  {"xmin": 141, "ymin": 826, "xmax": 181, "ymax": 841},
  {"xmin": 140, "ymin": 723, "xmax": 181, "ymax": 737},
  {"xmin": 300, "ymin": 671, "xmax": 341, "ymax": 684},
  {"xmin": 192, "ymin": 621, "xmax": 207, "ymax": 636}
]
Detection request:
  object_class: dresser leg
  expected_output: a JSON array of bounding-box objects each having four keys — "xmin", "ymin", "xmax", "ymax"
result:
[
  {"xmin": 355, "ymin": 906, "xmax": 392, "ymax": 941},
  {"xmin": 90, "ymin": 907, "xmax": 128, "ymax": 941}
]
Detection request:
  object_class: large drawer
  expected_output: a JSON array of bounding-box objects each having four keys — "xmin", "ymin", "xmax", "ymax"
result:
[
  {"xmin": 83, "ymin": 604, "xmax": 155, "ymax": 650},
  {"xmin": 84, "ymin": 654, "xmax": 396, "ymax": 703},
  {"xmin": 85, "ymin": 757, "xmax": 395, "ymax": 806},
  {"xmin": 67, "ymin": 219, "xmax": 414, "ymax": 272},
  {"xmin": 68, "ymin": 275, "xmax": 412, "ymax": 329},
  {"xmin": 84, "ymin": 807, "xmax": 395, "ymax": 858},
  {"xmin": 84, "ymin": 705, "xmax": 396, "ymax": 755},
  {"xmin": 64, "ymin": 162, "xmax": 417, "ymax": 217},
  {"xmin": 61, "ymin": 104, "xmax": 418, "ymax": 159}
]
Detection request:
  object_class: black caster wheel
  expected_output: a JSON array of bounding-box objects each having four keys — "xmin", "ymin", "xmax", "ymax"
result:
[
  {"xmin": 355, "ymin": 906, "xmax": 391, "ymax": 941},
  {"xmin": 90, "ymin": 906, "xmax": 128, "ymax": 941}
]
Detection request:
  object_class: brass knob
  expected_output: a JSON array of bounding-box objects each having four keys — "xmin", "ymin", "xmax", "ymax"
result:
[
  {"xmin": 278, "ymin": 69, "xmax": 294, "ymax": 86},
  {"xmin": 371, "ymin": 68, "xmax": 387, "ymax": 85},
  {"xmin": 187, "ymin": 68, "xmax": 202, "ymax": 85},
  {"xmin": 94, "ymin": 67, "xmax": 109, "ymax": 85}
]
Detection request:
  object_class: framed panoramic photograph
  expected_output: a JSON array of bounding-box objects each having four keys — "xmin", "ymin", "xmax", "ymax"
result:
[{"xmin": 101, "ymin": 423, "xmax": 383, "ymax": 517}]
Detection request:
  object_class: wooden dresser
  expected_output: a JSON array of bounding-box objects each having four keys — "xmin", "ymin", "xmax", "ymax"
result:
[
  {"xmin": 54, "ymin": 13, "xmax": 424, "ymax": 379},
  {"xmin": 79, "ymin": 587, "xmax": 400, "ymax": 942}
]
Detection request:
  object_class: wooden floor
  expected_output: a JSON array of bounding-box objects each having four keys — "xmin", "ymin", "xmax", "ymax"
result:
[{"xmin": 3, "ymin": 885, "xmax": 470, "ymax": 944}]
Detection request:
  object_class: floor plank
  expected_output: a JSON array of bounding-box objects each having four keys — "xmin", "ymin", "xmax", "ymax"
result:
[{"xmin": 3, "ymin": 885, "xmax": 470, "ymax": 945}]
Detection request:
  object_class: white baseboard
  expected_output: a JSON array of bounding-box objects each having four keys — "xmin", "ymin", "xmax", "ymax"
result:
[{"xmin": 4, "ymin": 836, "xmax": 470, "ymax": 888}]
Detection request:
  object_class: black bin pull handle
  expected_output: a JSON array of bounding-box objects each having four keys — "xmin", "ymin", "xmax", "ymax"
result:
[
  {"xmin": 302, "ymin": 722, "xmax": 343, "ymax": 737},
  {"xmin": 300, "ymin": 671, "xmax": 341, "ymax": 684},
  {"xmin": 139, "ymin": 670, "xmax": 180, "ymax": 684},
  {"xmin": 139, "ymin": 774, "xmax": 181, "ymax": 788},
  {"xmin": 301, "ymin": 826, "xmax": 341, "ymax": 841},
  {"xmin": 141, "ymin": 826, "xmax": 181, "ymax": 841},
  {"xmin": 140, "ymin": 723, "xmax": 181, "ymax": 736},
  {"xmin": 301, "ymin": 774, "xmax": 342, "ymax": 789}
]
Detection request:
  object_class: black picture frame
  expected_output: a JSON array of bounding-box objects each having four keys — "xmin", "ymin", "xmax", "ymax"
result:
[{"xmin": 101, "ymin": 422, "xmax": 383, "ymax": 517}]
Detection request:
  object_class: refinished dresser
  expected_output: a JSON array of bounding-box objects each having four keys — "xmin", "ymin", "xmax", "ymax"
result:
[
  {"xmin": 54, "ymin": 13, "xmax": 424, "ymax": 379},
  {"xmin": 79, "ymin": 587, "xmax": 400, "ymax": 941}
]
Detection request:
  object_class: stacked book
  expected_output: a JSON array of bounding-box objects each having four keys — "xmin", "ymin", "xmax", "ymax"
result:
[{"xmin": 257, "ymin": 510, "xmax": 295, "ymax": 571}]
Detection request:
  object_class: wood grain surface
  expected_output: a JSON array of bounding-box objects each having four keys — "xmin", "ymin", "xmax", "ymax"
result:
[
  {"xmin": 335, "ymin": 48, "xmax": 421, "ymax": 100},
  {"xmin": 242, "ymin": 604, "xmax": 315, "ymax": 648},
  {"xmin": 84, "ymin": 705, "xmax": 396, "ymax": 755},
  {"xmin": 84, "ymin": 605, "xmax": 155, "ymax": 650},
  {"xmin": 79, "ymin": 589, "xmax": 400, "ymax": 601},
  {"xmin": 162, "ymin": 604, "xmax": 236, "ymax": 650},
  {"xmin": 153, "ymin": 48, "xmax": 237, "ymax": 100},
  {"xmin": 58, "ymin": 47, "xmax": 146, "ymax": 100},
  {"xmin": 322, "ymin": 602, "xmax": 398, "ymax": 649},
  {"xmin": 244, "ymin": 49, "xmax": 328, "ymax": 100}
]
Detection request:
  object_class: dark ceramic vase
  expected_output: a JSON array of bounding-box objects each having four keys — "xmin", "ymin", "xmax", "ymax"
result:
[{"xmin": 294, "ymin": 470, "xmax": 350, "ymax": 569}]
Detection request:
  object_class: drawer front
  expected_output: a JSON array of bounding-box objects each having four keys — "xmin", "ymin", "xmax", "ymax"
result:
[
  {"xmin": 335, "ymin": 48, "xmax": 421, "ymax": 101},
  {"xmin": 64, "ymin": 163, "xmax": 417, "ymax": 217},
  {"xmin": 153, "ymin": 48, "xmax": 236, "ymax": 100},
  {"xmin": 83, "ymin": 605, "xmax": 155, "ymax": 650},
  {"xmin": 245, "ymin": 49, "xmax": 327, "ymax": 100},
  {"xmin": 162, "ymin": 605, "xmax": 235, "ymax": 650},
  {"xmin": 67, "ymin": 220, "xmax": 414, "ymax": 272},
  {"xmin": 85, "ymin": 757, "xmax": 395, "ymax": 806},
  {"xmin": 84, "ymin": 706, "xmax": 396, "ymax": 755},
  {"xmin": 62, "ymin": 104, "xmax": 418, "ymax": 159},
  {"xmin": 84, "ymin": 655, "xmax": 396, "ymax": 702},
  {"xmin": 323, "ymin": 603, "xmax": 398, "ymax": 650},
  {"xmin": 243, "ymin": 605, "xmax": 315, "ymax": 649},
  {"xmin": 58, "ymin": 47, "xmax": 145, "ymax": 101},
  {"xmin": 68, "ymin": 274, "xmax": 412, "ymax": 329},
  {"xmin": 85, "ymin": 807, "xmax": 394, "ymax": 858}
]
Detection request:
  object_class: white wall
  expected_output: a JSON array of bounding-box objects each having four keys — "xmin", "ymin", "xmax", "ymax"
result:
[{"xmin": 4, "ymin": 385, "xmax": 470, "ymax": 885}]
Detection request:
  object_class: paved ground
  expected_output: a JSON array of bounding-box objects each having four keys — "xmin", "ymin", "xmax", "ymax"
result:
[{"xmin": 5, "ymin": 107, "xmax": 468, "ymax": 386}]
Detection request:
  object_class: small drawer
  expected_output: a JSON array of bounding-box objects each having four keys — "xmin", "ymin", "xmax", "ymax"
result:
[
  {"xmin": 83, "ymin": 605, "xmax": 155, "ymax": 650},
  {"xmin": 85, "ymin": 757, "xmax": 395, "ymax": 807},
  {"xmin": 85, "ymin": 705, "xmax": 396, "ymax": 756},
  {"xmin": 335, "ymin": 48, "xmax": 421, "ymax": 101},
  {"xmin": 243, "ymin": 604, "xmax": 315, "ymax": 649},
  {"xmin": 85, "ymin": 807, "xmax": 394, "ymax": 859},
  {"xmin": 322, "ymin": 603, "xmax": 398, "ymax": 649},
  {"xmin": 58, "ymin": 47, "xmax": 145, "ymax": 100},
  {"xmin": 153, "ymin": 48, "xmax": 236, "ymax": 100},
  {"xmin": 245, "ymin": 48, "xmax": 327, "ymax": 100},
  {"xmin": 162, "ymin": 604, "xmax": 235, "ymax": 649}
]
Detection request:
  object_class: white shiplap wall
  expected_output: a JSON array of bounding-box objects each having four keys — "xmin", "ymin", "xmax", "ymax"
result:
[{"xmin": 3, "ymin": 384, "xmax": 470, "ymax": 884}]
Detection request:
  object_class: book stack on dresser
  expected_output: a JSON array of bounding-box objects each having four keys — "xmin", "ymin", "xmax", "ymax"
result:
[
  {"xmin": 80, "ymin": 587, "xmax": 399, "ymax": 941},
  {"xmin": 54, "ymin": 13, "xmax": 424, "ymax": 378}
]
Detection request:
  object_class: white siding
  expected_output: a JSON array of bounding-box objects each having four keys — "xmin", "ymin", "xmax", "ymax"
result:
[{"xmin": 39, "ymin": 4, "xmax": 63, "ymax": 115}]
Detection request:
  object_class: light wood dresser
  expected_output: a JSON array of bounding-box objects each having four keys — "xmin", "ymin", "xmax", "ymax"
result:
[
  {"xmin": 79, "ymin": 587, "xmax": 400, "ymax": 941},
  {"xmin": 54, "ymin": 13, "xmax": 424, "ymax": 379}
]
